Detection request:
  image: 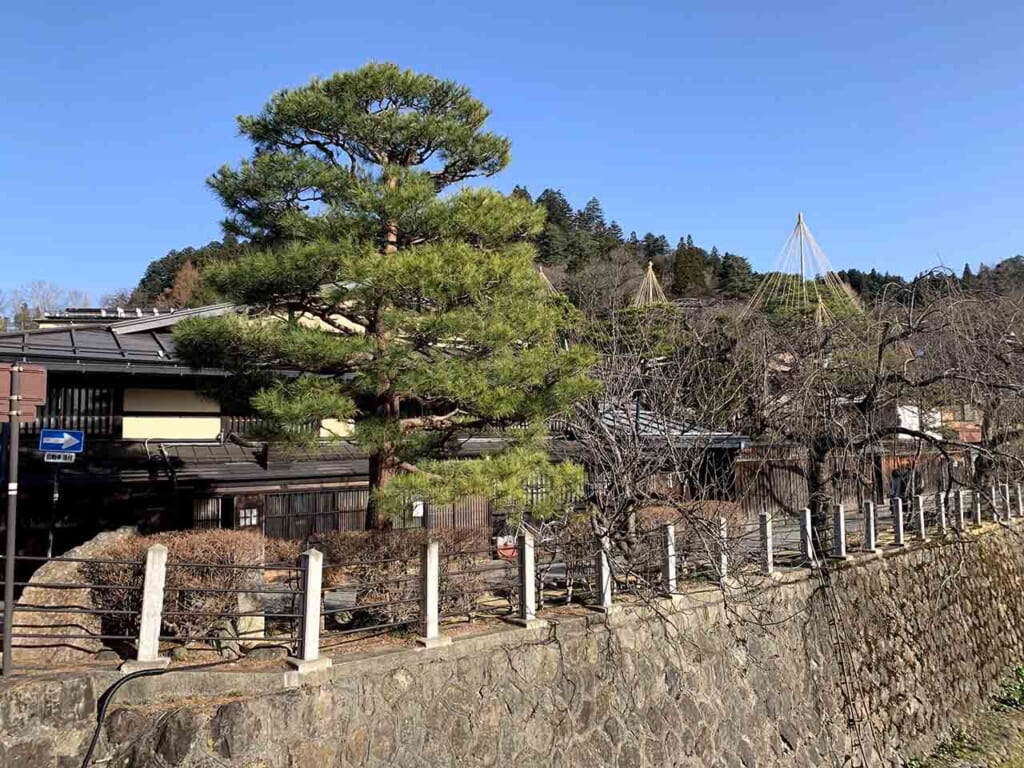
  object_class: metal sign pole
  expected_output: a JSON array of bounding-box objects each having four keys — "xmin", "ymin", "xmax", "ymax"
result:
[
  {"xmin": 48, "ymin": 466, "xmax": 59, "ymax": 559},
  {"xmin": 3, "ymin": 365, "xmax": 20, "ymax": 677}
]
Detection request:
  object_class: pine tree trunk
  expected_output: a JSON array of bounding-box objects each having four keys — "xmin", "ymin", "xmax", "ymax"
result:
[
  {"xmin": 367, "ymin": 447, "xmax": 398, "ymax": 529},
  {"xmin": 807, "ymin": 440, "xmax": 831, "ymax": 552},
  {"xmin": 365, "ymin": 354, "xmax": 400, "ymax": 529},
  {"xmin": 365, "ymin": 173, "xmax": 402, "ymax": 529}
]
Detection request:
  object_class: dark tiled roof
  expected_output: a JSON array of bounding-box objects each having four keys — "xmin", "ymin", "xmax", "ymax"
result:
[
  {"xmin": 18, "ymin": 439, "xmax": 370, "ymax": 488},
  {"xmin": 0, "ymin": 305, "xmax": 235, "ymax": 375},
  {"xmin": 15, "ymin": 437, "xmax": 538, "ymax": 489}
]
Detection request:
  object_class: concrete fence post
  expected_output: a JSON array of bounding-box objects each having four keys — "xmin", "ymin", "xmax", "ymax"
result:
[
  {"xmin": 662, "ymin": 524, "xmax": 678, "ymax": 592},
  {"xmin": 936, "ymin": 493, "xmax": 948, "ymax": 534},
  {"xmin": 417, "ymin": 539, "xmax": 450, "ymax": 648},
  {"xmin": 1003, "ymin": 484, "xmax": 1012, "ymax": 519},
  {"xmin": 718, "ymin": 518, "xmax": 729, "ymax": 582},
  {"xmin": 955, "ymin": 490, "xmax": 967, "ymax": 531},
  {"xmin": 596, "ymin": 535, "xmax": 613, "ymax": 610},
  {"xmin": 1017, "ymin": 484, "xmax": 1024, "ymax": 518},
  {"xmin": 799, "ymin": 507, "xmax": 814, "ymax": 564},
  {"xmin": 758, "ymin": 512, "xmax": 774, "ymax": 575},
  {"xmin": 289, "ymin": 548, "xmax": 331, "ymax": 672},
  {"xmin": 863, "ymin": 501, "xmax": 877, "ymax": 553},
  {"xmin": 893, "ymin": 497, "xmax": 905, "ymax": 547},
  {"xmin": 515, "ymin": 532, "xmax": 543, "ymax": 628},
  {"xmin": 832, "ymin": 504, "xmax": 847, "ymax": 559},
  {"xmin": 973, "ymin": 491, "xmax": 983, "ymax": 527},
  {"xmin": 123, "ymin": 543, "xmax": 170, "ymax": 672},
  {"xmin": 991, "ymin": 485, "xmax": 1000, "ymax": 522},
  {"xmin": 914, "ymin": 495, "xmax": 928, "ymax": 542}
]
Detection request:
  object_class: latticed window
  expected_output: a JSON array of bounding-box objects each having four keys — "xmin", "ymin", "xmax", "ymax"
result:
[
  {"xmin": 193, "ymin": 497, "xmax": 221, "ymax": 529},
  {"xmin": 21, "ymin": 386, "xmax": 116, "ymax": 437},
  {"xmin": 237, "ymin": 505, "xmax": 260, "ymax": 528}
]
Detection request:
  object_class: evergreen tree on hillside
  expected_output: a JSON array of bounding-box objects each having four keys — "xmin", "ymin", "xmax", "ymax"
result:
[
  {"xmin": 174, "ymin": 64, "xmax": 595, "ymax": 527},
  {"xmin": 961, "ymin": 263, "xmax": 974, "ymax": 287},
  {"xmin": 576, "ymin": 198, "xmax": 606, "ymax": 235},
  {"xmin": 532, "ymin": 190, "xmax": 625, "ymax": 268},
  {"xmin": 716, "ymin": 253, "xmax": 757, "ymax": 298},
  {"xmin": 534, "ymin": 189, "xmax": 574, "ymax": 264},
  {"xmin": 982, "ymin": 255, "xmax": 1024, "ymax": 293},
  {"xmin": 835, "ymin": 268, "xmax": 905, "ymax": 301},
  {"xmin": 671, "ymin": 235, "xmax": 714, "ymax": 297},
  {"xmin": 131, "ymin": 235, "xmax": 243, "ymax": 306},
  {"xmin": 641, "ymin": 233, "xmax": 670, "ymax": 263},
  {"xmin": 672, "ymin": 235, "xmax": 707, "ymax": 296},
  {"xmin": 536, "ymin": 189, "xmax": 572, "ymax": 228}
]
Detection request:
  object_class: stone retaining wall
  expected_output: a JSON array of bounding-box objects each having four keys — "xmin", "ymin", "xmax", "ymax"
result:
[{"xmin": 6, "ymin": 522, "xmax": 1024, "ymax": 767}]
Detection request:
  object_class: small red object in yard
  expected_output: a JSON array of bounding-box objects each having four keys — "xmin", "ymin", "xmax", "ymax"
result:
[{"xmin": 495, "ymin": 535, "xmax": 518, "ymax": 560}]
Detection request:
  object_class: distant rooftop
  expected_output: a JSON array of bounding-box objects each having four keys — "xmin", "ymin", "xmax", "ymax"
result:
[{"xmin": 40, "ymin": 307, "xmax": 183, "ymax": 325}]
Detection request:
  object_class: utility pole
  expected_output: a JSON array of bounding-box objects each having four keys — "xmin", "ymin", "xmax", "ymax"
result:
[{"xmin": 3, "ymin": 365, "xmax": 20, "ymax": 677}]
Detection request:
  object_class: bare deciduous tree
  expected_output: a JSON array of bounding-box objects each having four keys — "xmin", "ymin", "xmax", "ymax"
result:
[{"xmin": 563, "ymin": 246, "xmax": 645, "ymax": 319}]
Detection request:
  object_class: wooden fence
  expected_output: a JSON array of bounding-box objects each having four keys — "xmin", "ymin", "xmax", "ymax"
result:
[
  {"xmin": 259, "ymin": 488, "xmax": 492, "ymax": 539},
  {"xmin": 734, "ymin": 443, "xmax": 972, "ymax": 518}
]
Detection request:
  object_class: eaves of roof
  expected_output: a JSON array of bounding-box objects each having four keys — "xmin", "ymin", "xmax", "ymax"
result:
[
  {"xmin": 0, "ymin": 312, "xmax": 230, "ymax": 376},
  {"xmin": 109, "ymin": 303, "xmax": 237, "ymax": 335}
]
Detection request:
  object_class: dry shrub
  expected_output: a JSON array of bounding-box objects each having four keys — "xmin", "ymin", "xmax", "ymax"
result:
[
  {"xmin": 83, "ymin": 530, "xmax": 279, "ymax": 645},
  {"xmin": 310, "ymin": 528, "xmax": 489, "ymax": 627},
  {"xmin": 534, "ymin": 517, "xmax": 597, "ymax": 601},
  {"xmin": 639, "ymin": 501, "xmax": 745, "ymax": 555},
  {"xmin": 263, "ymin": 537, "xmax": 302, "ymax": 567}
]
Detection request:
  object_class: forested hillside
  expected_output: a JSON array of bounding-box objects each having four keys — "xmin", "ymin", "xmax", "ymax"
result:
[{"xmin": 113, "ymin": 189, "xmax": 1024, "ymax": 312}]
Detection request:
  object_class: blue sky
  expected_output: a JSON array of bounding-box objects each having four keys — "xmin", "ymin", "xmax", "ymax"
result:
[{"xmin": 2, "ymin": 1, "xmax": 1023, "ymax": 299}]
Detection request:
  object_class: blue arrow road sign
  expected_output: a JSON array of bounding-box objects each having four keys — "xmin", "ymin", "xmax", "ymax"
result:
[{"xmin": 38, "ymin": 429, "xmax": 85, "ymax": 453}]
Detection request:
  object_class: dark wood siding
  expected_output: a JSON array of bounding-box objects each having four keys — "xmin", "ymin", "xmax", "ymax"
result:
[
  {"xmin": 256, "ymin": 489, "xmax": 492, "ymax": 539},
  {"xmin": 21, "ymin": 385, "xmax": 117, "ymax": 437}
]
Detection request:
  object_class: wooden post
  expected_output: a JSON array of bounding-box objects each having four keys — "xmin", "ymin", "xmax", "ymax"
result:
[
  {"xmin": 955, "ymin": 490, "xmax": 967, "ymax": 531},
  {"xmin": 515, "ymin": 531, "xmax": 542, "ymax": 627},
  {"xmin": 935, "ymin": 493, "xmax": 947, "ymax": 534},
  {"xmin": 915, "ymin": 495, "xmax": 928, "ymax": 542},
  {"xmin": 863, "ymin": 501, "xmax": 877, "ymax": 553},
  {"xmin": 416, "ymin": 540, "xmax": 450, "ymax": 648},
  {"xmin": 892, "ymin": 497, "xmax": 905, "ymax": 547},
  {"xmin": 289, "ymin": 548, "xmax": 331, "ymax": 671},
  {"xmin": 991, "ymin": 485, "xmax": 1000, "ymax": 522},
  {"xmin": 718, "ymin": 518, "xmax": 729, "ymax": 581},
  {"xmin": 663, "ymin": 524, "xmax": 678, "ymax": 591},
  {"xmin": 799, "ymin": 507, "xmax": 814, "ymax": 564},
  {"xmin": 1017, "ymin": 484, "xmax": 1024, "ymax": 519},
  {"xmin": 832, "ymin": 504, "xmax": 847, "ymax": 559},
  {"xmin": 758, "ymin": 513, "xmax": 773, "ymax": 575},
  {"xmin": 595, "ymin": 535, "xmax": 613, "ymax": 610},
  {"xmin": 122, "ymin": 543, "xmax": 170, "ymax": 672}
]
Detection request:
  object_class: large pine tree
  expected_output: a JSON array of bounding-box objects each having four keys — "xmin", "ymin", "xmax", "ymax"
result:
[{"xmin": 174, "ymin": 64, "xmax": 595, "ymax": 527}]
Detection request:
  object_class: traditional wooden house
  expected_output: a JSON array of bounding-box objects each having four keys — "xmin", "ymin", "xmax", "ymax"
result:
[
  {"xmin": 0, "ymin": 302, "xmax": 754, "ymax": 553},
  {"xmin": 0, "ymin": 306, "xmax": 500, "ymax": 551}
]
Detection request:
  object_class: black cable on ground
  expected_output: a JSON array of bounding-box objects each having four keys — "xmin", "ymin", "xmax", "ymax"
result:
[{"xmin": 79, "ymin": 657, "xmax": 239, "ymax": 768}]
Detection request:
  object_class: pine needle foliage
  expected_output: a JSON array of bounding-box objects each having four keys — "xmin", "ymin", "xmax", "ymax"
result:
[{"xmin": 174, "ymin": 63, "xmax": 596, "ymax": 526}]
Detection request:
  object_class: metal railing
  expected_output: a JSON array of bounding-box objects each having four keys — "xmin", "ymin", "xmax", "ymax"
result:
[{"xmin": 3, "ymin": 484, "xmax": 1021, "ymax": 675}]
